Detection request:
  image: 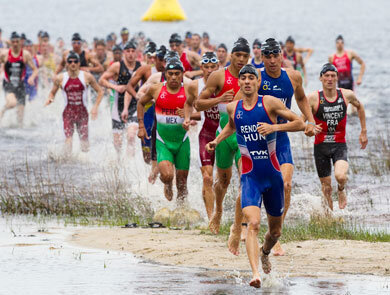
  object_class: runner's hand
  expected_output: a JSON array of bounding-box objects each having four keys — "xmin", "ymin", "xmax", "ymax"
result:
[
  {"xmin": 182, "ymin": 119, "xmax": 191, "ymax": 131},
  {"xmin": 90, "ymin": 106, "xmax": 98, "ymax": 120},
  {"xmin": 206, "ymin": 141, "xmax": 217, "ymax": 153},
  {"xmin": 44, "ymin": 98, "xmax": 54, "ymax": 106},
  {"xmin": 304, "ymin": 122, "xmax": 316, "ymax": 137},
  {"xmin": 257, "ymin": 122, "xmax": 275, "ymax": 136},
  {"xmin": 137, "ymin": 126, "xmax": 150, "ymax": 144},
  {"xmin": 218, "ymin": 89, "xmax": 235, "ymax": 103},
  {"xmin": 314, "ymin": 124, "xmax": 322, "ymax": 135},
  {"xmin": 115, "ymin": 85, "xmax": 127, "ymax": 93},
  {"xmin": 356, "ymin": 77, "xmax": 362, "ymax": 86},
  {"xmin": 121, "ymin": 109, "xmax": 128, "ymax": 122},
  {"xmin": 359, "ymin": 130, "xmax": 368, "ymax": 149},
  {"xmin": 27, "ymin": 76, "xmax": 35, "ymax": 86},
  {"xmin": 176, "ymin": 107, "xmax": 184, "ymax": 118}
]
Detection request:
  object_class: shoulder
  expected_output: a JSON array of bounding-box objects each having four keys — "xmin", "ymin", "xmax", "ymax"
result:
[
  {"xmin": 83, "ymin": 71, "xmax": 94, "ymax": 81},
  {"xmin": 208, "ymin": 68, "xmax": 225, "ymax": 82},
  {"xmin": 285, "ymin": 68, "xmax": 302, "ymax": 83},
  {"xmin": 23, "ymin": 49, "xmax": 32, "ymax": 58},
  {"xmin": 150, "ymin": 82, "xmax": 163, "ymax": 93},
  {"xmin": 56, "ymin": 73, "xmax": 64, "ymax": 84},
  {"xmin": 227, "ymin": 100, "xmax": 239, "ymax": 113},
  {"xmin": 340, "ymin": 88, "xmax": 354, "ymax": 99},
  {"xmin": 307, "ymin": 91, "xmax": 319, "ymax": 104}
]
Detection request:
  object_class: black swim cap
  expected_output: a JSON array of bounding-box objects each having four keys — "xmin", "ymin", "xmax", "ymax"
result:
[
  {"xmin": 252, "ymin": 39, "xmax": 262, "ymax": 48},
  {"xmin": 106, "ymin": 34, "xmax": 114, "ymax": 42},
  {"xmin": 156, "ymin": 45, "xmax": 167, "ymax": 59},
  {"xmin": 25, "ymin": 39, "xmax": 33, "ymax": 46},
  {"xmin": 261, "ymin": 38, "xmax": 282, "ymax": 55},
  {"xmin": 72, "ymin": 33, "xmax": 82, "ymax": 41},
  {"xmin": 41, "ymin": 31, "xmax": 49, "ymax": 39},
  {"xmin": 336, "ymin": 35, "xmax": 344, "ymax": 42},
  {"xmin": 112, "ymin": 45, "xmax": 122, "ymax": 52},
  {"xmin": 67, "ymin": 51, "xmax": 80, "ymax": 62},
  {"xmin": 286, "ymin": 36, "xmax": 295, "ymax": 44},
  {"xmin": 169, "ymin": 33, "xmax": 182, "ymax": 44},
  {"xmin": 239, "ymin": 64, "xmax": 258, "ymax": 78},
  {"xmin": 164, "ymin": 50, "xmax": 180, "ymax": 61},
  {"xmin": 231, "ymin": 37, "xmax": 250, "ymax": 54},
  {"xmin": 123, "ymin": 41, "xmax": 137, "ymax": 50},
  {"xmin": 320, "ymin": 63, "xmax": 338, "ymax": 76},
  {"xmin": 144, "ymin": 42, "xmax": 157, "ymax": 55},
  {"xmin": 21, "ymin": 33, "xmax": 26, "ymax": 40},
  {"xmin": 10, "ymin": 32, "xmax": 20, "ymax": 40},
  {"xmin": 218, "ymin": 43, "xmax": 228, "ymax": 51},
  {"xmin": 203, "ymin": 32, "xmax": 210, "ymax": 39},
  {"xmin": 165, "ymin": 57, "xmax": 184, "ymax": 71}
]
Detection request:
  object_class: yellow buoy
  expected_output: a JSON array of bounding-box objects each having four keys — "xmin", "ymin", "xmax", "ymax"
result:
[{"xmin": 142, "ymin": 0, "xmax": 187, "ymax": 22}]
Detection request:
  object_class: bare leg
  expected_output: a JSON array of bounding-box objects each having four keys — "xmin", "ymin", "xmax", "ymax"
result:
[
  {"xmin": 334, "ymin": 160, "xmax": 348, "ymax": 209},
  {"xmin": 64, "ymin": 137, "xmax": 73, "ymax": 157},
  {"xmin": 80, "ymin": 140, "xmax": 89, "ymax": 153},
  {"xmin": 158, "ymin": 160, "xmax": 174, "ymax": 201},
  {"xmin": 200, "ymin": 165, "xmax": 215, "ymax": 220},
  {"xmin": 126, "ymin": 123, "xmax": 138, "ymax": 157},
  {"xmin": 273, "ymin": 163, "xmax": 293, "ymax": 256},
  {"xmin": 16, "ymin": 104, "xmax": 24, "ymax": 127},
  {"xmin": 0, "ymin": 93, "xmax": 17, "ymax": 123},
  {"xmin": 176, "ymin": 169, "xmax": 189, "ymax": 205},
  {"xmin": 113, "ymin": 132, "xmax": 122, "ymax": 155},
  {"xmin": 261, "ymin": 214, "xmax": 282, "ymax": 274},
  {"xmin": 320, "ymin": 176, "xmax": 333, "ymax": 211},
  {"xmin": 148, "ymin": 160, "xmax": 159, "ymax": 184},
  {"xmin": 209, "ymin": 167, "xmax": 232, "ymax": 234},
  {"xmin": 243, "ymin": 206, "xmax": 261, "ymax": 288}
]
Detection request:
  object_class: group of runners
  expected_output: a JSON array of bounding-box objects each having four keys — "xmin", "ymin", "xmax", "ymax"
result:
[{"xmin": 0, "ymin": 29, "xmax": 368, "ymax": 288}]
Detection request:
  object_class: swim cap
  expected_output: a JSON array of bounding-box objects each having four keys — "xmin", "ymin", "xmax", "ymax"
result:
[
  {"xmin": 66, "ymin": 51, "xmax": 80, "ymax": 62},
  {"xmin": 218, "ymin": 43, "xmax": 228, "ymax": 51},
  {"xmin": 203, "ymin": 32, "xmax": 210, "ymax": 39},
  {"xmin": 169, "ymin": 33, "xmax": 182, "ymax": 44},
  {"xmin": 21, "ymin": 33, "xmax": 26, "ymax": 40},
  {"xmin": 123, "ymin": 41, "xmax": 137, "ymax": 50},
  {"xmin": 121, "ymin": 27, "xmax": 129, "ymax": 35},
  {"xmin": 138, "ymin": 31, "xmax": 145, "ymax": 39},
  {"xmin": 165, "ymin": 57, "xmax": 184, "ymax": 71},
  {"xmin": 252, "ymin": 39, "xmax": 262, "ymax": 48},
  {"xmin": 41, "ymin": 31, "xmax": 49, "ymax": 39},
  {"xmin": 320, "ymin": 63, "xmax": 338, "ymax": 76},
  {"xmin": 112, "ymin": 45, "xmax": 122, "ymax": 52},
  {"xmin": 261, "ymin": 38, "xmax": 282, "ymax": 55},
  {"xmin": 231, "ymin": 37, "xmax": 250, "ymax": 53},
  {"xmin": 286, "ymin": 36, "xmax": 295, "ymax": 44},
  {"xmin": 239, "ymin": 64, "xmax": 259, "ymax": 78},
  {"xmin": 164, "ymin": 50, "xmax": 180, "ymax": 61},
  {"xmin": 72, "ymin": 33, "xmax": 82, "ymax": 41},
  {"xmin": 156, "ymin": 45, "xmax": 167, "ymax": 59},
  {"xmin": 144, "ymin": 42, "xmax": 157, "ymax": 55},
  {"xmin": 201, "ymin": 52, "xmax": 218, "ymax": 64},
  {"xmin": 106, "ymin": 34, "xmax": 114, "ymax": 42},
  {"xmin": 24, "ymin": 39, "xmax": 33, "ymax": 46},
  {"xmin": 10, "ymin": 32, "xmax": 20, "ymax": 40},
  {"xmin": 336, "ymin": 35, "xmax": 344, "ymax": 42},
  {"xmin": 185, "ymin": 31, "xmax": 192, "ymax": 39}
]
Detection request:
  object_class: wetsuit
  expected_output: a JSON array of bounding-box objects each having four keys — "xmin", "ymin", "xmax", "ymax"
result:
[
  {"xmin": 197, "ymin": 78, "xmax": 220, "ymax": 166},
  {"xmin": 251, "ymin": 58, "xmax": 264, "ymax": 69},
  {"xmin": 313, "ymin": 89, "xmax": 348, "ymax": 178},
  {"xmin": 180, "ymin": 52, "xmax": 193, "ymax": 72},
  {"xmin": 3, "ymin": 49, "xmax": 26, "ymax": 105},
  {"xmin": 258, "ymin": 68, "xmax": 294, "ymax": 165},
  {"xmin": 155, "ymin": 82, "xmax": 190, "ymax": 170},
  {"xmin": 215, "ymin": 67, "xmax": 241, "ymax": 169},
  {"xmin": 234, "ymin": 96, "xmax": 284, "ymax": 216},
  {"xmin": 111, "ymin": 60, "xmax": 141, "ymax": 132},
  {"xmin": 332, "ymin": 52, "xmax": 353, "ymax": 90},
  {"xmin": 24, "ymin": 56, "xmax": 39, "ymax": 101},
  {"xmin": 61, "ymin": 71, "xmax": 89, "ymax": 141}
]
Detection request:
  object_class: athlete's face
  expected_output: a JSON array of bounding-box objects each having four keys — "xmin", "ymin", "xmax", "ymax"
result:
[
  {"xmin": 285, "ymin": 41, "xmax": 294, "ymax": 52},
  {"xmin": 124, "ymin": 48, "xmax": 136, "ymax": 63},
  {"xmin": 169, "ymin": 42, "xmax": 183, "ymax": 54},
  {"xmin": 253, "ymin": 45, "xmax": 261, "ymax": 58},
  {"xmin": 11, "ymin": 38, "xmax": 20, "ymax": 51},
  {"xmin": 191, "ymin": 35, "xmax": 201, "ymax": 49},
  {"xmin": 121, "ymin": 33, "xmax": 129, "ymax": 43},
  {"xmin": 166, "ymin": 69, "xmax": 183, "ymax": 88},
  {"xmin": 336, "ymin": 40, "xmax": 344, "ymax": 51},
  {"xmin": 113, "ymin": 50, "xmax": 123, "ymax": 62},
  {"xmin": 72, "ymin": 40, "xmax": 82, "ymax": 52},
  {"xmin": 67, "ymin": 59, "xmax": 80, "ymax": 71},
  {"xmin": 25, "ymin": 45, "xmax": 33, "ymax": 54},
  {"xmin": 262, "ymin": 53, "xmax": 282, "ymax": 73},
  {"xmin": 231, "ymin": 51, "xmax": 250, "ymax": 70},
  {"xmin": 217, "ymin": 48, "xmax": 227, "ymax": 61},
  {"xmin": 201, "ymin": 62, "xmax": 218, "ymax": 80},
  {"xmin": 96, "ymin": 45, "xmax": 106, "ymax": 58},
  {"xmin": 320, "ymin": 71, "xmax": 338, "ymax": 90},
  {"xmin": 239, "ymin": 73, "xmax": 258, "ymax": 95},
  {"xmin": 155, "ymin": 57, "xmax": 166, "ymax": 72}
]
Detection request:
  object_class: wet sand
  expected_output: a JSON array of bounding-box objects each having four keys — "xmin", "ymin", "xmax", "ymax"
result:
[{"xmin": 70, "ymin": 228, "xmax": 390, "ymax": 277}]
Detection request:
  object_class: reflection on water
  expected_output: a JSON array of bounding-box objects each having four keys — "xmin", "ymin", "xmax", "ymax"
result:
[{"xmin": 0, "ymin": 218, "xmax": 389, "ymax": 295}]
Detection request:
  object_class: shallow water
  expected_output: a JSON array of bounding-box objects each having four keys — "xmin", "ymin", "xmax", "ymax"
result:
[{"xmin": 0, "ymin": 217, "xmax": 389, "ymax": 295}]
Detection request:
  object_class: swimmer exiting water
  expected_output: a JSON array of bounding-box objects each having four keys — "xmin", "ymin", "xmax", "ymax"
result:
[
  {"xmin": 305, "ymin": 63, "xmax": 367, "ymax": 210},
  {"xmin": 45, "ymin": 51, "xmax": 103, "ymax": 155},
  {"xmin": 206, "ymin": 65, "xmax": 305, "ymax": 288}
]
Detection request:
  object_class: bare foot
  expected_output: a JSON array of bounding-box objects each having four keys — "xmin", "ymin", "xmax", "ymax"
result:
[
  {"xmin": 164, "ymin": 184, "xmax": 173, "ymax": 201},
  {"xmin": 148, "ymin": 166, "xmax": 159, "ymax": 184},
  {"xmin": 338, "ymin": 187, "xmax": 347, "ymax": 209},
  {"xmin": 260, "ymin": 247, "xmax": 272, "ymax": 274},
  {"xmin": 240, "ymin": 224, "xmax": 248, "ymax": 242},
  {"xmin": 208, "ymin": 211, "xmax": 222, "ymax": 234},
  {"xmin": 272, "ymin": 241, "xmax": 285, "ymax": 256},
  {"xmin": 249, "ymin": 276, "xmax": 261, "ymax": 288},
  {"xmin": 228, "ymin": 224, "xmax": 241, "ymax": 256}
]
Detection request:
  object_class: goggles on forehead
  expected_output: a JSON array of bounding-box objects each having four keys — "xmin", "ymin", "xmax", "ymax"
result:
[{"xmin": 201, "ymin": 57, "xmax": 218, "ymax": 64}]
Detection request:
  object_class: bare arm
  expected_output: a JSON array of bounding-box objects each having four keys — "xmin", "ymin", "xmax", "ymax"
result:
[
  {"xmin": 54, "ymin": 52, "xmax": 67, "ymax": 75},
  {"xmin": 24, "ymin": 51, "xmax": 39, "ymax": 83},
  {"xmin": 99, "ymin": 62, "xmax": 123, "ymax": 92},
  {"xmin": 86, "ymin": 72, "xmax": 104, "ymax": 120},
  {"xmin": 343, "ymin": 89, "xmax": 367, "ymax": 149},
  {"xmin": 183, "ymin": 83, "xmax": 196, "ymax": 130},
  {"xmin": 137, "ymin": 84, "xmax": 159, "ymax": 143},
  {"xmin": 84, "ymin": 53, "xmax": 104, "ymax": 73},
  {"xmin": 350, "ymin": 50, "xmax": 365, "ymax": 85},
  {"xmin": 45, "ymin": 75, "xmax": 62, "ymax": 105}
]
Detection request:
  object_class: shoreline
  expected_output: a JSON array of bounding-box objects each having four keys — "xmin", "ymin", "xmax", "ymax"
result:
[{"xmin": 69, "ymin": 227, "xmax": 390, "ymax": 277}]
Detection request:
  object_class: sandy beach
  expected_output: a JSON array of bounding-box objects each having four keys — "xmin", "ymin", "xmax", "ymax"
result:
[{"xmin": 70, "ymin": 227, "xmax": 390, "ymax": 277}]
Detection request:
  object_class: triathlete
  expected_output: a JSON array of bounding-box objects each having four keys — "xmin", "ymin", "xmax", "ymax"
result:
[
  {"xmin": 250, "ymin": 39, "xmax": 264, "ymax": 69},
  {"xmin": 283, "ymin": 36, "xmax": 307, "ymax": 86},
  {"xmin": 216, "ymin": 43, "xmax": 230, "ymax": 68}
]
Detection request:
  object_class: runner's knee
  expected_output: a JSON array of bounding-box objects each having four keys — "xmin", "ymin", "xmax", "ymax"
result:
[
  {"xmin": 160, "ymin": 170, "xmax": 174, "ymax": 183},
  {"xmin": 269, "ymin": 228, "xmax": 281, "ymax": 240},
  {"xmin": 247, "ymin": 218, "xmax": 260, "ymax": 232},
  {"xmin": 203, "ymin": 174, "xmax": 213, "ymax": 187},
  {"xmin": 283, "ymin": 181, "xmax": 292, "ymax": 193},
  {"xmin": 335, "ymin": 172, "xmax": 347, "ymax": 184}
]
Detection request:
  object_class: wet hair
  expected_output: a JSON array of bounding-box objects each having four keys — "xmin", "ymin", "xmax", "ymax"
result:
[
  {"xmin": 239, "ymin": 64, "xmax": 259, "ymax": 78},
  {"xmin": 217, "ymin": 43, "xmax": 228, "ymax": 51},
  {"xmin": 320, "ymin": 63, "xmax": 338, "ymax": 77},
  {"xmin": 231, "ymin": 37, "xmax": 250, "ymax": 54},
  {"xmin": 165, "ymin": 57, "xmax": 184, "ymax": 71}
]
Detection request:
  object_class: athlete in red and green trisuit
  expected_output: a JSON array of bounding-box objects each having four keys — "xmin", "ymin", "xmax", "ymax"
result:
[
  {"xmin": 196, "ymin": 37, "xmax": 250, "ymax": 238},
  {"xmin": 137, "ymin": 58, "xmax": 197, "ymax": 203}
]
